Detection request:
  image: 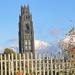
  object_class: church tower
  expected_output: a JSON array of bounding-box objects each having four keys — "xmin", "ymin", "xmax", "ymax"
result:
[{"xmin": 19, "ymin": 5, "xmax": 35, "ymax": 54}]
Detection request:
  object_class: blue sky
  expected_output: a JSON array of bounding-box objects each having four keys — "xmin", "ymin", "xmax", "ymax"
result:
[{"xmin": 0, "ymin": 0, "xmax": 75, "ymax": 52}]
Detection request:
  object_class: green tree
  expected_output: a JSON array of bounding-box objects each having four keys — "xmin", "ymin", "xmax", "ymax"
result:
[
  {"xmin": 4, "ymin": 48, "xmax": 16, "ymax": 54},
  {"xmin": 58, "ymin": 27, "xmax": 75, "ymax": 73},
  {"xmin": 3, "ymin": 48, "xmax": 16, "ymax": 59}
]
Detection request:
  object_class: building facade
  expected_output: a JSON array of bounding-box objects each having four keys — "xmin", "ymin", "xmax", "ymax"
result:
[{"xmin": 19, "ymin": 5, "xmax": 35, "ymax": 54}]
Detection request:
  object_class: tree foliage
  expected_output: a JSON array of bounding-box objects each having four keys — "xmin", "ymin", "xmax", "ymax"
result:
[
  {"xmin": 58, "ymin": 27, "xmax": 75, "ymax": 49},
  {"xmin": 66, "ymin": 27, "xmax": 75, "ymax": 36},
  {"xmin": 58, "ymin": 27, "xmax": 75, "ymax": 61},
  {"xmin": 4, "ymin": 48, "xmax": 16, "ymax": 54}
]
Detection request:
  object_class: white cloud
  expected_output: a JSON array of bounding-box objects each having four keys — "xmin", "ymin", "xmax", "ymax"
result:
[
  {"xmin": 0, "ymin": 47, "xmax": 5, "ymax": 53},
  {"xmin": 0, "ymin": 45, "xmax": 19, "ymax": 53},
  {"xmin": 63, "ymin": 36, "xmax": 75, "ymax": 44},
  {"xmin": 60, "ymin": 34, "xmax": 75, "ymax": 48},
  {"xmin": 35, "ymin": 40, "xmax": 50, "ymax": 50},
  {"xmin": 10, "ymin": 45, "xmax": 19, "ymax": 53},
  {"xmin": 0, "ymin": 40, "xmax": 60, "ymax": 54},
  {"xmin": 7, "ymin": 37, "xmax": 18, "ymax": 42},
  {"xmin": 8, "ymin": 40, "xmax": 50, "ymax": 53},
  {"xmin": 63, "ymin": 36, "xmax": 70, "ymax": 43}
]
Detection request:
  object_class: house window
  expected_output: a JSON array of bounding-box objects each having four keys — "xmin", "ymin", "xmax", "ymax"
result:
[
  {"xmin": 25, "ymin": 46, "xmax": 27, "ymax": 50},
  {"xmin": 26, "ymin": 16, "xmax": 28, "ymax": 19},
  {"xmin": 22, "ymin": 11, "xmax": 24, "ymax": 14},
  {"xmin": 25, "ymin": 40, "xmax": 27, "ymax": 45},
  {"xmin": 26, "ymin": 11, "xmax": 29, "ymax": 19},
  {"xmin": 28, "ymin": 40, "xmax": 31, "ymax": 45},
  {"xmin": 29, "ymin": 46, "xmax": 31, "ymax": 50},
  {"xmin": 26, "ymin": 11, "xmax": 28, "ymax": 15},
  {"xmin": 25, "ymin": 24, "xmax": 30, "ymax": 33}
]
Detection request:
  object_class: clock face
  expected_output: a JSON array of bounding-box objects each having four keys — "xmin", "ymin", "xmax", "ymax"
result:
[{"xmin": 25, "ymin": 24, "xmax": 30, "ymax": 33}]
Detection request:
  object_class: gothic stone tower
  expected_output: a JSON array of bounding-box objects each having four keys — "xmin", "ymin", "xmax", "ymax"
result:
[{"xmin": 19, "ymin": 5, "xmax": 35, "ymax": 54}]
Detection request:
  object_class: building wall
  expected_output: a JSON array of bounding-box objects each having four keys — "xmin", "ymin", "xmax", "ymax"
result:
[{"xmin": 19, "ymin": 6, "xmax": 35, "ymax": 54}]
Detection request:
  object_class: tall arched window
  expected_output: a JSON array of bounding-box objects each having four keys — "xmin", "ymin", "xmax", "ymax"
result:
[{"xmin": 25, "ymin": 24, "xmax": 30, "ymax": 33}]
